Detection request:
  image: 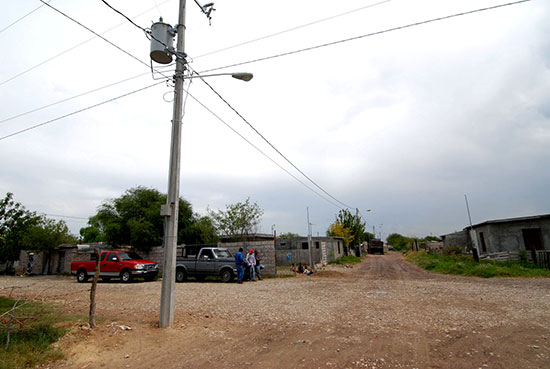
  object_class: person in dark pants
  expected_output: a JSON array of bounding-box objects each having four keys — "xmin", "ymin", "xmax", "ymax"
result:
[
  {"xmin": 254, "ymin": 250, "xmax": 262, "ymax": 280},
  {"xmin": 235, "ymin": 247, "xmax": 245, "ymax": 284}
]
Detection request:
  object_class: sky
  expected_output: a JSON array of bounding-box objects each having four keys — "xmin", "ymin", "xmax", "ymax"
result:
[{"xmin": 1, "ymin": 0, "xmax": 548, "ymax": 241}]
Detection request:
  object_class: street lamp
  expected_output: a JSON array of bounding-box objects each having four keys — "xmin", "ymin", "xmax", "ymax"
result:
[{"xmin": 183, "ymin": 72, "xmax": 254, "ymax": 82}]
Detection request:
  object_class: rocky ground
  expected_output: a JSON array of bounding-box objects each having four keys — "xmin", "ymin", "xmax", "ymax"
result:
[{"xmin": 1, "ymin": 252, "xmax": 549, "ymax": 368}]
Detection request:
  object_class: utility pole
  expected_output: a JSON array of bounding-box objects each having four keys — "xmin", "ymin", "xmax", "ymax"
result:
[
  {"xmin": 307, "ymin": 207, "xmax": 314, "ymax": 270},
  {"xmin": 159, "ymin": 0, "xmax": 187, "ymax": 328},
  {"xmin": 464, "ymin": 194, "xmax": 480, "ymax": 262}
]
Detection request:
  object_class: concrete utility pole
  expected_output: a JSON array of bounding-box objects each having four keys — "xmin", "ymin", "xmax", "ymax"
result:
[
  {"xmin": 159, "ymin": 0, "xmax": 187, "ymax": 328},
  {"xmin": 307, "ymin": 207, "xmax": 314, "ymax": 269}
]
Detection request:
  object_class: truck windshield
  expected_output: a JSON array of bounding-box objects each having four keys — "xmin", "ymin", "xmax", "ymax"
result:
[
  {"xmin": 213, "ymin": 249, "xmax": 231, "ymax": 258},
  {"xmin": 118, "ymin": 252, "xmax": 143, "ymax": 261}
]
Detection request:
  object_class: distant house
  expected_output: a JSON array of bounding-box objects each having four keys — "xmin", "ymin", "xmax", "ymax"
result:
[
  {"xmin": 441, "ymin": 214, "xmax": 550, "ymax": 261},
  {"xmin": 275, "ymin": 236, "xmax": 345, "ymax": 266}
]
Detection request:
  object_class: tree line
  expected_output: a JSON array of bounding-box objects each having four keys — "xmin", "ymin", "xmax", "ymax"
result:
[
  {"xmin": 0, "ymin": 193, "xmax": 78, "ymax": 265},
  {"xmin": 0, "ymin": 187, "xmax": 265, "ymax": 262},
  {"xmin": 386, "ymin": 233, "xmax": 441, "ymax": 251}
]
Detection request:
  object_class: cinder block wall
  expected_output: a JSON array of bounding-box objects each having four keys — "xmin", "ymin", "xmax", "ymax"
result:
[
  {"xmin": 222, "ymin": 241, "xmax": 276, "ymax": 277},
  {"xmin": 143, "ymin": 246, "xmax": 165, "ymax": 273}
]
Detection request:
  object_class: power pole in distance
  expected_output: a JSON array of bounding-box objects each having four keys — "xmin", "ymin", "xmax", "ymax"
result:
[{"xmin": 307, "ymin": 207, "xmax": 314, "ymax": 270}]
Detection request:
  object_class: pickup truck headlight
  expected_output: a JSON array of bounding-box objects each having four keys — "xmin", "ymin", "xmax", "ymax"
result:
[{"xmin": 134, "ymin": 264, "xmax": 145, "ymax": 269}]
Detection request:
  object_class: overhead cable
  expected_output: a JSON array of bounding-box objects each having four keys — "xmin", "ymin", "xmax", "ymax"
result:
[
  {"xmin": 187, "ymin": 91, "xmax": 342, "ymax": 208},
  {"xmin": 194, "ymin": 0, "xmax": 392, "ymax": 60},
  {"xmin": 0, "ymin": 71, "xmax": 160, "ymax": 125},
  {"xmin": 39, "ymin": 1, "xmax": 152, "ymax": 70},
  {"xmin": 0, "ymin": 1, "xmax": 51, "ymax": 35},
  {"xmin": 199, "ymin": 0, "xmax": 531, "ymax": 74},
  {"xmin": 0, "ymin": 0, "xmax": 173, "ymax": 87},
  {"xmin": 0, "ymin": 81, "xmax": 165, "ymax": 142},
  {"xmin": 194, "ymin": 71, "xmax": 354, "ymax": 210}
]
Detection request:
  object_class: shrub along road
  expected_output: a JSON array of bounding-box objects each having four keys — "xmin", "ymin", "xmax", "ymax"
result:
[{"xmin": 1, "ymin": 252, "xmax": 549, "ymax": 368}]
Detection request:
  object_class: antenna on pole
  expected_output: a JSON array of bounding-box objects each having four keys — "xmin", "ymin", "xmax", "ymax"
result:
[{"xmin": 193, "ymin": 0, "xmax": 215, "ymax": 24}]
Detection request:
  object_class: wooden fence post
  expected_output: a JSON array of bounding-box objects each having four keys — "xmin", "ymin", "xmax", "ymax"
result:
[{"xmin": 89, "ymin": 249, "xmax": 100, "ymax": 328}]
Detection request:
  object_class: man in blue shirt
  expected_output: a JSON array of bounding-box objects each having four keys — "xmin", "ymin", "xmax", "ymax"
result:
[{"xmin": 235, "ymin": 247, "xmax": 245, "ymax": 284}]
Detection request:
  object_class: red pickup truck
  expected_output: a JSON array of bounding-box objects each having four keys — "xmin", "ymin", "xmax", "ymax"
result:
[{"xmin": 71, "ymin": 250, "xmax": 159, "ymax": 283}]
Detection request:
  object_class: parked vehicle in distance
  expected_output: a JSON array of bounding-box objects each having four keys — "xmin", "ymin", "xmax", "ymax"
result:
[
  {"xmin": 71, "ymin": 250, "xmax": 159, "ymax": 283},
  {"xmin": 175, "ymin": 246, "xmax": 237, "ymax": 283},
  {"xmin": 368, "ymin": 239, "xmax": 384, "ymax": 254}
]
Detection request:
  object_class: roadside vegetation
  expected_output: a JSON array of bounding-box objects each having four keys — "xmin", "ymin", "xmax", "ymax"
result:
[
  {"xmin": 330, "ymin": 255, "xmax": 362, "ymax": 265},
  {"xmin": 406, "ymin": 251, "xmax": 550, "ymax": 278},
  {"xmin": 0, "ymin": 297, "xmax": 74, "ymax": 369}
]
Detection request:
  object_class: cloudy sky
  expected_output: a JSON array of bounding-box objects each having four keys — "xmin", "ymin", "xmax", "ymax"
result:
[{"xmin": 1, "ymin": 0, "xmax": 548, "ymax": 241}]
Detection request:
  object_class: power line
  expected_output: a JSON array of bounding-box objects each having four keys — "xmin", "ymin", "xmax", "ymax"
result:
[
  {"xmin": 194, "ymin": 0, "xmax": 392, "ymax": 60},
  {"xmin": 194, "ymin": 70, "xmax": 354, "ymax": 210},
  {"xmin": 0, "ymin": 1, "xmax": 51, "ymax": 35},
  {"xmin": 99, "ymin": 0, "xmax": 173, "ymax": 51},
  {"xmin": 0, "ymin": 71, "xmax": 163, "ymax": 125},
  {"xmin": 199, "ymin": 0, "xmax": 531, "ymax": 74},
  {"xmin": 0, "ymin": 81, "xmax": 166, "ymax": 142},
  {"xmin": 0, "ymin": 0, "xmax": 174, "ymax": 87},
  {"xmin": 99, "ymin": 0, "xmax": 148, "ymax": 33},
  {"xmin": 42, "ymin": 213, "xmax": 89, "ymax": 221},
  {"xmin": 39, "ymin": 0, "xmax": 152, "ymax": 70},
  {"xmin": 186, "ymin": 91, "xmax": 342, "ymax": 209}
]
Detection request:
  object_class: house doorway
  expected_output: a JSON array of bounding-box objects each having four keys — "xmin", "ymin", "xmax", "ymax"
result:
[{"xmin": 522, "ymin": 228, "xmax": 543, "ymax": 262}]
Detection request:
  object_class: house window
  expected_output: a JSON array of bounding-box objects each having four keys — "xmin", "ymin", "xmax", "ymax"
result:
[
  {"xmin": 338, "ymin": 241, "xmax": 341, "ymax": 254},
  {"xmin": 301, "ymin": 242, "xmax": 309, "ymax": 250},
  {"xmin": 315, "ymin": 241, "xmax": 320, "ymax": 249},
  {"xmin": 479, "ymin": 232, "xmax": 487, "ymax": 253},
  {"xmin": 280, "ymin": 242, "xmax": 286, "ymax": 247}
]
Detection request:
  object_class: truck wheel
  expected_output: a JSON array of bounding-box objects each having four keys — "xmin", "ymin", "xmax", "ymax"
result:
[
  {"xmin": 77, "ymin": 269, "xmax": 88, "ymax": 283},
  {"xmin": 176, "ymin": 268, "xmax": 187, "ymax": 283},
  {"xmin": 121, "ymin": 270, "xmax": 133, "ymax": 283},
  {"xmin": 221, "ymin": 269, "xmax": 234, "ymax": 283}
]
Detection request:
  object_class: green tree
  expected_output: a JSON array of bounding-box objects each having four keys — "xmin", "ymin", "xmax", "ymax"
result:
[
  {"xmin": 23, "ymin": 217, "xmax": 78, "ymax": 252},
  {"xmin": 82, "ymin": 186, "xmax": 218, "ymax": 252},
  {"xmin": 386, "ymin": 233, "xmax": 410, "ymax": 251},
  {"xmin": 279, "ymin": 232, "xmax": 300, "ymax": 238},
  {"xmin": 327, "ymin": 221, "xmax": 354, "ymax": 248},
  {"xmin": 0, "ymin": 193, "xmax": 40, "ymax": 262},
  {"xmin": 209, "ymin": 198, "xmax": 263, "ymax": 241},
  {"xmin": 335, "ymin": 209, "xmax": 369, "ymax": 245}
]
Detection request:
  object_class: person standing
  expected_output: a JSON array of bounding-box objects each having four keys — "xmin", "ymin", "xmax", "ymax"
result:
[
  {"xmin": 235, "ymin": 247, "xmax": 245, "ymax": 284},
  {"xmin": 254, "ymin": 250, "xmax": 262, "ymax": 280},
  {"xmin": 245, "ymin": 249, "xmax": 256, "ymax": 281}
]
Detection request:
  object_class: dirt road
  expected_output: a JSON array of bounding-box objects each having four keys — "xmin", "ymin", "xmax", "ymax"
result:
[{"xmin": 2, "ymin": 252, "xmax": 549, "ymax": 368}]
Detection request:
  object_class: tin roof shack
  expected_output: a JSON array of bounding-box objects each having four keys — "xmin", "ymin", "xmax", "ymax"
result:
[
  {"xmin": 471, "ymin": 214, "xmax": 550, "ymax": 261},
  {"xmin": 275, "ymin": 236, "xmax": 345, "ymax": 266}
]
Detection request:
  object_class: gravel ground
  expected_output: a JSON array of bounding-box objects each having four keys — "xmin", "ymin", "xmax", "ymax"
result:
[{"xmin": 1, "ymin": 252, "xmax": 550, "ymax": 368}]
